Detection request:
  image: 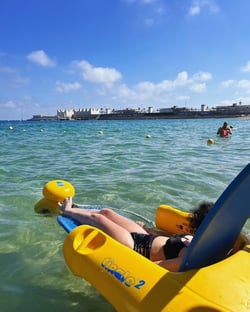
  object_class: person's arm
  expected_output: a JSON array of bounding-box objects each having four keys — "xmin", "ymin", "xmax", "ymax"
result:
[
  {"xmin": 154, "ymin": 257, "xmax": 183, "ymax": 272},
  {"xmin": 136, "ymin": 221, "xmax": 173, "ymax": 236},
  {"xmin": 154, "ymin": 236, "xmax": 192, "ymax": 271},
  {"xmin": 144, "ymin": 227, "xmax": 173, "ymax": 236}
]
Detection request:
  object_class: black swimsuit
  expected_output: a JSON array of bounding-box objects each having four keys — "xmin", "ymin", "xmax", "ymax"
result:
[
  {"xmin": 130, "ymin": 233, "xmax": 186, "ymax": 260},
  {"xmin": 163, "ymin": 235, "xmax": 186, "ymax": 259},
  {"xmin": 130, "ymin": 233, "xmax": 156, "ymax": 258}
]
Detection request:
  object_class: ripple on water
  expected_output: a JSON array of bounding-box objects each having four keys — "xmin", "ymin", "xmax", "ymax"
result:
[{"xmin": 0, "ymin": 118, "xmax": 249, "ymax": 311}]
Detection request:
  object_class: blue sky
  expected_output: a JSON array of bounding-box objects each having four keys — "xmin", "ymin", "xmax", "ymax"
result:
[{"xmin": 1, "ymin": 0, "xmax": 250, "ymax": 120}]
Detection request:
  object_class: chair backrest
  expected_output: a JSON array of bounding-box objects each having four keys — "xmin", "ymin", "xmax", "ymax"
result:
[{"xmin": 179, "ymin": 163, "xmax": 250, "ymax": 271}]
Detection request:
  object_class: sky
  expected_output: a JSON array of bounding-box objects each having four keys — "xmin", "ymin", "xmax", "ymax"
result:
[{"xmin": 1, "ymin": 0, "xmax": 250, "ymax": 120}]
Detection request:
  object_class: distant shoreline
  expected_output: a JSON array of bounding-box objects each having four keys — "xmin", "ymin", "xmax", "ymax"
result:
[{"xmin": 27, "ymin": 111, "xmax": 250, "ymax": 121}]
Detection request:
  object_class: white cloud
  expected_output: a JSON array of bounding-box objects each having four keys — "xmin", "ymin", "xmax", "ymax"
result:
[
  {"xmin": 59, "ymin": 60, "xmax": 212, "ymax": 109},
  {"xmin": 140, "ymin": 0, "xmax": 156, "ymax": 4},
  {"xmin": 190, "ymin": 82, "xmax": 206, "ymax": 92},
  {"xmin": 176, "ymin": 95, "xmax": 190, "ymax": 101},
  {"xmin": 76, "ymin": 60, "xmax": 122, "ymax": 87},
  {"xmin": 125, "ymin": 0, "xmax": 165, "ymax": 26},
  {"xmin": 188, "ymin": 0, "xmax": 219, "ymax": 16},
  {"xmin": 135, "ymin": 72, "xmax": 190, "ymax": 95},
  {"xmin": 0, "ymin": 65, "xmax": 29, "ymax": 88},
  {"xmin": 2, "ymin": 100, "xmax": 18, "ymax": 109},
  {"xmin": 193, "ymin": 71, "xmax": 212, "ymax": 81},
  {"xmin": 241, "ymin": 61, "xmax": 250, "ymax": 72},
  {"xmin": 125, "ymin": 0, "xmax": 158, "ymax": 5},
  {"xmin": 116, "ymin": 83, "xmax": 137, "ymax": 99},
  {"xmin": 156, "ymin": 80, "xmax": 175, "ymax": 93},
  {"xmin": 137, "ymin": 81, "xmax": 157, "ymax": 92},
  {"xmin": 238, "ymin": 80, "xmax": 250, "ymax": 93},
  {"xmin": 132, "ymin": 70, "xmax": 210, "ymax": 97},
  {"xmin": 221, "ymin": 78, "xmax": 250, "ymax": 94},
  {"xmin": 174, "ymin": 71, "xmax": 189, "ymax": 86},
  {"xmin": 189, "ymin": 5, "xmax": 200, "ymax": 16},
  {"xmin": 157, "ymin": 79, "xmax": 175, "ymax": 91},
  {"xmin": 138, "ymin": 73, "xmax": 187, "ymax": 97},
  {"xmin": 23, "ymin": 95, "xmax": 32, "ymax": 100},
  {"xmin": 55, "ymin": 81, "xmax": 82, "ymax": 93},
  {"xmin": 115, "ymin": 70, "xmax": 209, "ymax": 105},
  {"xmin": 27, "ymin": 50, "xmax": 56, "ymax": 67},
  {"xmin": 221, "ymin": 80, "xmax": 235, "ymax": 88}
]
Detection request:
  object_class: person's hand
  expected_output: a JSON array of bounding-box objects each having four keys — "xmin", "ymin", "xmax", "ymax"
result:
[{"xmin": 136, "ymin": 220, "xmax": 145, "ymax": 228}]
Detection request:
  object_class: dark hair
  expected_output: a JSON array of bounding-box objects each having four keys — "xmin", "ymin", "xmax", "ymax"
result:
[{"xmin": 188, "ymin": 201, "xmax": 214, "ymax": 233}]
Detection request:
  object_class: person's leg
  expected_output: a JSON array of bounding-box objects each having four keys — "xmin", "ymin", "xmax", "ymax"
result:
[
  {"xmin": 98, "ymin": 208, "xmax": 148, "ymax": 233},
  {"xmin": 59, "ymin": 197, "xmax": 143, "ymax": 247},
  {"xmin": 60, "ymin": 197, "xmax": 148, "ymax": 233}
]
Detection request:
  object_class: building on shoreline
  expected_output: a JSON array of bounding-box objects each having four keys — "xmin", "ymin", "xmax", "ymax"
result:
[{"xmin": 27, "ymin": 103, "xmax": 250, "ymax": 121}]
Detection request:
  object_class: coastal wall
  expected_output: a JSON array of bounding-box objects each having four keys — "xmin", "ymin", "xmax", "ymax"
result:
[{"xmin": 27, "ymin": 104, "xmax": 250, "ymax": 121}]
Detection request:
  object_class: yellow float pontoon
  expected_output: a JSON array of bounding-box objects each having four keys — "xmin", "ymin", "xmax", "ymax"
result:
[
  {"xmin": 34, "ymin": 180, "xmax": 75, "ymax": 214},
  {"xmin": 45, "ymin": 164, "xmax": 250, "ymax": 311}
]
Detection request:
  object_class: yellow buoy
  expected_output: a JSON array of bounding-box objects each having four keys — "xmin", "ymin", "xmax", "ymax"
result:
[
  {"xmin": 35, "ymin": 180, "xmax": 75, "ymax": 214},
  {"xmin": 207, "ymin": 138, "xmax": 214, "ymax": 145},
  {"xmin": 98, "ymin": 130, "xmax": 103, "ymax": 135},
  {"xmin": 146, "ymin": 134, "xmax": 151, "ymax": 139},
  {"xmin": 43, "ymin": 180, "xmax": 75, "ymax": 202},
  {"xmin": 34, "ymin": 197, "xmax": 61, "ymax": 214}
]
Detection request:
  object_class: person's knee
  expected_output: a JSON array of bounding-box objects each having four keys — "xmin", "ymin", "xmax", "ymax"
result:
[
  {"xmin": 99, "ymin": 208, "xmax": 114, "ymax": 218},
  {"xmin": 89, "ymin": 211, "xmax": 107, "ymax": 224}
]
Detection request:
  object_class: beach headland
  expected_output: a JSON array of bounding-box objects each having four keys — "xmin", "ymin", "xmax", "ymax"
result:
[{"xmin": 27, "ymin": 103, "xmax": 250, "ymax": 121}]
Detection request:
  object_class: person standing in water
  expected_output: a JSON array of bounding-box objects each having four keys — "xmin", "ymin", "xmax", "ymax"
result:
[{"xmin": 217, "ymin": 122, "xmax": 232, "ymax": 137}]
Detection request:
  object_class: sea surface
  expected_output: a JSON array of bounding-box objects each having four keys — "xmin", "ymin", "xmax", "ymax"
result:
[{"xmin": 0, "ymin": 118, "xmax": 249, "ymax": 312}]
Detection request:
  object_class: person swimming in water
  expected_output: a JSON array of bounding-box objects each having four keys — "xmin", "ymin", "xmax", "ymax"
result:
[
  {"xmin": 217, "ymin": 122, "xmax": 232, "ymax": 137},
  {"xmin": 58, "ymin": 198, "xmax": 213, "ymax": 272}
]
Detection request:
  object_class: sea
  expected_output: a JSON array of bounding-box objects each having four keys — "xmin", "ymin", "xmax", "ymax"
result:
[{"xmin": 0, "ymin": 117, "xmax": 249, "ymax": 312}]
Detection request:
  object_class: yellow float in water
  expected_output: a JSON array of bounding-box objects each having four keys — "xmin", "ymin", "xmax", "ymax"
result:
[
  {"xmin": 63, "ymin": 224, "xmax": 249, "ymax": 312},
  {"xmin": 57, "ymin": 163, "xmax": 250, "ymax": 312},
  {"xmin": 43, "ymin": 180, "xmax": 75, "ymax": 201},
  {"xmin": 207, "ymin": 138, "xmax": 215, "ymax": 145},
  {"xmin": 34, "ymin": 180, "xmax": 75, "ymax": 213},
  {"xmin": 155, "ymin": 205, "xmax": 194, "ymax": 234}
]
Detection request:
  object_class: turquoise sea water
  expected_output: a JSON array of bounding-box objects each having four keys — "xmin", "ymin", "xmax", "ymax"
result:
[{"xmin": 0, "ymin": 118, "xmax": 249, "ymax": 312}]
